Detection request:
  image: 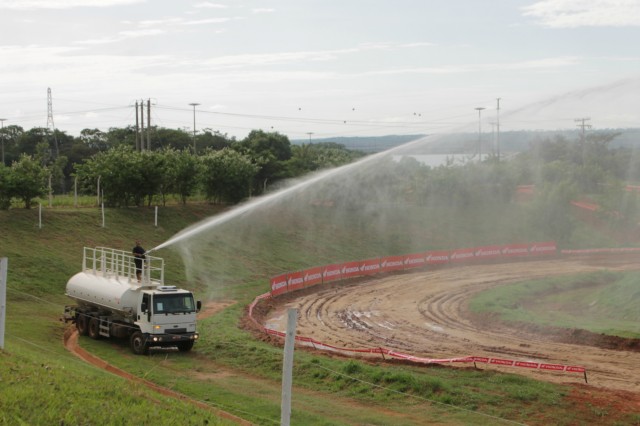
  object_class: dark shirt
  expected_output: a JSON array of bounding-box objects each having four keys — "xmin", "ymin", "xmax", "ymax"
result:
[{"xmin": 133, "ymin": 244, "xmax": 146, "ymax": 269}]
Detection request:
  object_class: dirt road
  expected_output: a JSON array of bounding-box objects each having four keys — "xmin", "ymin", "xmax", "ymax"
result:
[{"xmin": 264, "ymin": 257, "xmax": 640, "ymax": 393}]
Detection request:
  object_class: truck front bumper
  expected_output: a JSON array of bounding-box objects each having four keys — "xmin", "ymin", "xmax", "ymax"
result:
[{"xmin": 148, "ymin": 332, "xmax": 199, "ymax": 344}]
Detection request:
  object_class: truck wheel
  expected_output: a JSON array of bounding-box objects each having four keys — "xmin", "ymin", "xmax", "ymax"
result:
[
  {"xmin": 88, "ymin": 317, "xmax": 101, "ymax": 340},
  {"xmin": 177, "ymin": 340, "xmax": 194, "ymax": 352},
  {"xmin": 76, "ymin": 314, "xmax": 89, "ymax": 336},
  {"xmin": 130, "ymin": 331, "xmax": 148, "ymax": 355}
]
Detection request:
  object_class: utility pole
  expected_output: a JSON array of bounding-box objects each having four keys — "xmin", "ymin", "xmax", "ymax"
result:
[
  {"xmin": 475, "ymin": 107, "xmax": 485, "ymax": 160},
  {"xmin": 496, "ymin": 98, "xmax": 501, "ymax": 161},
  {"xmin": 306, "ymin": 132, "xmax": 313, "ymax": 143},
  {"xmin": 0, "ymin": 118, "xmax": 6, "ymax": 165},
  {"xmin": 135, "ymin": 101, "xmax": 140, "ymax": 151},
  {"xmin": 140, "ymin": 100, "xmax": 145, "ymax": 151},
  {"xmin": 575, "ymin": 117, "xmax": 591, "ymax": 142},
  {"xmin": 189, "ymin": 103, "xmax": 200, "ymax": 154},
  {"xmin": 147, "ymin": 99, "xmax": 151, "ymax": 150},
  {"xmin": 575, "ymin": 117, "xmax": 591, "ymax": 166},
  {"xmin": 46, "ymin": 88, "xmax": 59, "ymax": 158}
]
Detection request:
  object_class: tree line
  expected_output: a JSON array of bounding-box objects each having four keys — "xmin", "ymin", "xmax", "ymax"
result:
[{"xmin": 0, "ymin": 125, "xmax": 364, "ymax": 209}]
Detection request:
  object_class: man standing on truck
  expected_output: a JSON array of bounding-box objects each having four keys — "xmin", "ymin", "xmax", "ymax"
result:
[{"xmin": 132, "ymin": 240, "xmax": 146, "ymax": 282}]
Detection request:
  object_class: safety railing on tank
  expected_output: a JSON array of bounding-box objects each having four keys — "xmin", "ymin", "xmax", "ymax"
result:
[{"xmin": 82, "ymin": 247, "xmax": 164, "ymax": 286}]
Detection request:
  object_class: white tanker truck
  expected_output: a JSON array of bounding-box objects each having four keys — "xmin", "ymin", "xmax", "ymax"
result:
[{"xmin": 64, "ymin": 247, "xmax": 201, "ymax": 355}]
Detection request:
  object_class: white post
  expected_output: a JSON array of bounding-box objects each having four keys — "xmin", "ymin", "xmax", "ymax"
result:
[
  {"xmin": 101, "ymin": 203, "xmax": 105, "ymax": 228},
  {"xmin": 154, "ymin": 205, "xmax": 158, "ymax": 227},
  {"xmin": 0, "ymin": 257, "xmax": 7, "ymax": 350},
  {"xmin": 281, "ymin": 308, "xmax": 297, "ymax": 426},
  {"xmin": 39, "ymin": 203, "xmax": 42, "ymax": 229}
]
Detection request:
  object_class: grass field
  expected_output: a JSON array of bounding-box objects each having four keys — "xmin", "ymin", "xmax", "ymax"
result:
[
  {"xmin": 469, "ymin": 270, "xmax": 640, "ymax": 339},
  {"xmin": 1, "ymin": 204, "xmax": 639, "ymax": 425}
]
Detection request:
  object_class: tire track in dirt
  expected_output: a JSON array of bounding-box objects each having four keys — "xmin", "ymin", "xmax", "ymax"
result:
[{"xmin": 266, "ymin": 257, "xmax": 640, "ymax": 393}]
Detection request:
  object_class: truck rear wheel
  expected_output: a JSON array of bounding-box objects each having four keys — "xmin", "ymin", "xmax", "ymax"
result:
[
  {"xmin": 76, "ymin": 314, "xmax": 89, "ymax": 336},
  {"xmin": 130, "ymin": 331, "xmax": 148, "ymax": 355},
  {"xmin": 88, "ymin": 317, "xmax": 101, "ymax": 340}
]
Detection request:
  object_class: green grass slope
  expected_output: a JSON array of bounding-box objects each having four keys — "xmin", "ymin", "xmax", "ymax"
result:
[{"xmin": 1, "ymin": 205, "xmax": 639, "ymax": 425}]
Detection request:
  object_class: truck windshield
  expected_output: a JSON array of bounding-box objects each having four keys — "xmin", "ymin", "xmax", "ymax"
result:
[{"xmin": 153, "ymin": 293, "xmax": 196, "ymax": 314}]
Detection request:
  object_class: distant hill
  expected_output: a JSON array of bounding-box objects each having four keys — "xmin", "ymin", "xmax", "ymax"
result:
[
  {"xmin": 291, "ymin": 135, "xmax": 426, "ymax": 153},
  {"xmin": 294, "ymin": 129, "xmax": 640, "ymax": 155}
]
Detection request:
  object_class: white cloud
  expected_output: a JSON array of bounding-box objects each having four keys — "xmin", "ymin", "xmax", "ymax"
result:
[
  {"xmin": 252, "ymin": 8, "xmax": 274, "ymax": 14},
  {"xmin": 181, "ymin": 17, "xmax": 233, "ymax": 26},
  {"xmin": 361, "ymin": 56, "xmax": 581, "ymax": 77},
  {"xmin": 75, "ymin": 29, "xmax": 165, "ymax": 45},
  {"xmin": 523, "ymin": 0, "xmax": 640, "ymax": 28},
  {"xmin": 138, "ymin": 18, "xmax": 182, "ymax": 27},
  {"xmin": 0, "ymin": 0, "xmax": 143, "ymax": 10},
  {"xmin": 193, "ymin": 2, "xmax": 227, "ymax": 8}
]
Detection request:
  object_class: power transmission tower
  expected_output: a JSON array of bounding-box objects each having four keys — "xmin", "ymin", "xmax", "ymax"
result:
[{"xmin": 47, "ymin": 87, "xmax": 59, "ymax": 157}]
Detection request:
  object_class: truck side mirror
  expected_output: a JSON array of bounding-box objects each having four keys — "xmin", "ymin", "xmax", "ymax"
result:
[
  {"xmin": 141, "ymin": 302, "xmax": 148, "ymax": 313},
  {"xmin": 196, "ymin": 301, "xmax": 202, "ymax": 313}
]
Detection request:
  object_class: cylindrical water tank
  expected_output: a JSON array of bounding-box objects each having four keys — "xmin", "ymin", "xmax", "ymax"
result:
[{"xmin": 66, "ymin": 272, "xmax": 141, "ymax": 315}]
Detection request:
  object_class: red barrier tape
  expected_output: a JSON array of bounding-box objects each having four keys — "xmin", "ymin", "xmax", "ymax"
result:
[{"xmin": 248, "ymin": 292, "xmax": 586, "ymax": 375}]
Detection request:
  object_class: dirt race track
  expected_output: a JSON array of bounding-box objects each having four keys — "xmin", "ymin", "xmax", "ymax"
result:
[{"xmin": 263, "ymin": 255, "xmax": 640, "ymax": 394}]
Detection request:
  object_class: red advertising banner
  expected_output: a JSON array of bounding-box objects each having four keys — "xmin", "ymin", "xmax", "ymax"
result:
[
  {"xmin": 514, "ymin": 361, "xmax": 540, "ymax": 369},
  {"xmin": 501, "ymin": 243, "xmax": 530, "ymax": 257},
  {"xmin": 359, "ymin": 258, "xmax": 380, "ymax": 276},
  {"xmin": 380, "ymin": 255, "xmax": 404, "ymax": 273},
  {"xmin": 565, "ymin": 366, "xmax": 586, "ymax": 373},
  {"xmin": 287, "ymin": 271, "xmax": 305, "ymax": 292},
  {"xmin": 489, "ymin": 358, "xmax": 515, "ymax": 366},
  {"xmin": 322, "ymin": 263, "xmax": 343, "ymax": 283},
  {"xmin": 450, "ymin": 247, "xmax": 475, "ymax": 263},
  {"xmin": 540, "ymin": 363, "xmax": 565, "ymax": 371},
  {"xmin": 342, "ymin": 261, "xmax": 363, "ymax": 280},
  {"xmin": 474, "ymin": 245, "xmax": 503, "ymax": 260},
  {"xmin": 425, "ymin": 250, "xmax": 450, "ymax": 265},
  {"xmin": 270, "ymin": 273, "xmax": 288, "ymax": 296},
  {"xmin": 303, "ymin": 266, "xmax": 323, "ymax": 288},
  {"xmin": 529, "ymin": 241, "xmax": 557, "ymax": 256},
  {"xmin": 403, "ymin": 252, "xmax": 426, "ymax": 269}
]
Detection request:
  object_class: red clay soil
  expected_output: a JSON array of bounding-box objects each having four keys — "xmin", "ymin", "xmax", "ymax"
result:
[{"xmin": 256, "ymin": 255, "xmax": 640, "ymax": 418}]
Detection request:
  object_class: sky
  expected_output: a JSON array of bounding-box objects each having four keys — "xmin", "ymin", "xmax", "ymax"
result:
[{"xmin": 0, "ymin": 0, "xmax": 639, "ymax": 141}]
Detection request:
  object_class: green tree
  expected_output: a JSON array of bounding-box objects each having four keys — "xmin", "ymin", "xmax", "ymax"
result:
[
  {"xmin": 162, "ymin": 149, "xmax": 200, "ymax": 205},
  {"xmin": 287, "ymin": 142, "xmax": 363, "ymax": 176},
  {"xmin": 151, "ymin": 128, "xmax": 193, "ymax": 151},
  {"xmin": 238, "ymin": 130, "xmax": 292, "ymax": 194},
  {"xmin": 7, "ymin": 154, "xmax": 48, "ymax": 209},
  {"xmin": 0, "ymin": 165, "xmax": 12, "ymax": 209},
  {"xmin": 79, "ymin": 128, "xmax": 110, "ymax": 151},
  {"xmin": 76, "ymin": 146, "xmax": 145, "ymax": 207},
  {"xmin": 200, "ymin": 148, "xmax": 258, "ymax": 204},
  {"xmin": 198, "ymin": 129, "xmax": 234, "ymax": 151}
]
